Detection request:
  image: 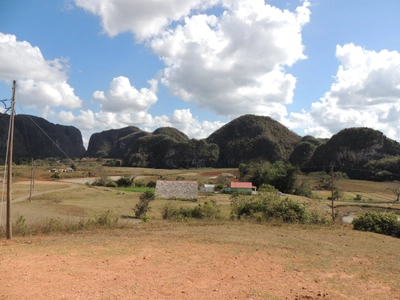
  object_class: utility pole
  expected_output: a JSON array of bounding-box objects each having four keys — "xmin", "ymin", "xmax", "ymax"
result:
[
  {"xmin": 29, "ymin": 158, "xmax": 34, "ymax": 202},
  {"xmin": 6, "ymin": 80, "xmax": 16, "ymax": 240},
  {"xmin": 330, "ymin": 166, "xmax": 335, "ymax": 222}
]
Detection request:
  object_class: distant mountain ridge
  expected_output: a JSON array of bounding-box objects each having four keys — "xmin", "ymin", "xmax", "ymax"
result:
[
  {"xmin": 0, "ymin": 113, "xmax": 85, "ymax": 161},
  {"xmin": 2, "ymin": 112, "xmax": 400, "ymax": 182}
]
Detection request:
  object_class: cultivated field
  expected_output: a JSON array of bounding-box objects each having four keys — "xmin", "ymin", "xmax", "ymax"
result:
[{"xmin": 1, "ymin": 164, "xmax": 400, "ymax": 299}]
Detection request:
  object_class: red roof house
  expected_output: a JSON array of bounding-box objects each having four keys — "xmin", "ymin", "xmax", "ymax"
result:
[{"xmin": 230, "ymin": 182, "xmax": 257, "ymax": 191}]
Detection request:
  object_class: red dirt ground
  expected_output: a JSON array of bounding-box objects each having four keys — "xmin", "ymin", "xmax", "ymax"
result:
[{"xmin": 1, "ymin": 228, "xmax": 397, "ymax": 300}]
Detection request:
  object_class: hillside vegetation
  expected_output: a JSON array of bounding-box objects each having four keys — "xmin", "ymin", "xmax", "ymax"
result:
[{"xmin": 3, "ymin": 113, "xmax": 400, "ymax": 182}]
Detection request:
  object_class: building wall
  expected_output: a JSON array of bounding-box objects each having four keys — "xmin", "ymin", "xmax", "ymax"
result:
[{"xmin": 156, "ymin": 180, "xmax": 198, "ymax": 200}]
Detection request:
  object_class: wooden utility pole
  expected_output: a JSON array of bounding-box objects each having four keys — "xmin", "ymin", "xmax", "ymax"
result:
[
  {"xmin": 29, "ymin": 158, "xmax": 34, "ymax": 202},
  {"xmin": 330, "ymin": 166, "xmax": 335, "ymax": 222},
  {"xmin": 6, "ymin": 80, "xmax": 16, "ymax": 239}
]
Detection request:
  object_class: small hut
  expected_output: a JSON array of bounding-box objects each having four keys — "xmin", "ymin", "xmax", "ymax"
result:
[
  {"xmin": 200, "ymin": 184, "xmax": 215, "ymax": 193},
  {"xmin": 155, "ymin": 180, "xmax": 198, "ymax": 201}
]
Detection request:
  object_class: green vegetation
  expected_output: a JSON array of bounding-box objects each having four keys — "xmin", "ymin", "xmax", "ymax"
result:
[
  {"xmin": 289, "ymin": 135, "xmax": 322, "ymax": 168},
  {"xmin": 239, "ymin": 160, "xmax": 297, "ymax": 193},
  {"xmin": 124, "ymin": 134, "xmax": 219, "ymax": 169},
  {"xmin": 116, "ymin": 175, "xmax": 134, "ymax": 187},
  {"xmin": 353, "ymin": 211, "xmax": 400, "ymax": 237},
  {"xmin": 206, "ymin": 114, "xmax": 301, "ymax": 167},
  {"xmin": 229, "ymin": 192, "xmax": 328, "ymax": 224},
  {"xmin": 133, "ymin": 190, "xmax": 156, "ymax": 220},
  {"xmin": 161, "ymin": 200, "xmax": 221, "ymax": 221},
  {"xmin": 9, "ymin": 211, "xmax": 119, "ymax": 237},
  {"xmin": 303, "ymin": 127, "xmax": 400, "ymax": 180},
  {"xmin": 116, "ymin": 187, "xmax": 155, "ymax": 193}
]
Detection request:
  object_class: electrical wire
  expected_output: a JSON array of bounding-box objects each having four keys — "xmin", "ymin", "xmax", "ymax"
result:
[{"xmin": 15, "ymin": 91, "xmax": 76, "ymax": 168}]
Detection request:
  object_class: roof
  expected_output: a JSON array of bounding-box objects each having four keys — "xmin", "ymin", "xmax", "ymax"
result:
[{"xmin": 230, "ymin": 182, "xmax": 256, "ymax": 189}]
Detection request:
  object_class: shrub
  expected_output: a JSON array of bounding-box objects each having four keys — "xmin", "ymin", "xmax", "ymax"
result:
[
  {"xmin": 91, "ymin": 178, "xmax": 106, "ymax": 186},
  {"xmin": 214, "ymin": 183, "xmax": 224, "ymax": 191},
  {"xmin": 146, "ymin": 180, "xmax": 156, "ymax": 188},
  {"xmin": 134, "ymin": 180, "xmax": 146, "ymax": 188},
  {"xmin": 42, "ymin": 218, "xmax": 64, "ymax": 233},
  {"xmin": 13, "ymin": 216, "xmax": 28, "ymax": 236},
  {"xmin": 293, "ymin": 181, "xmax": 313, "ymax": 198},
  {"xmin": 134, "ymin": 190, "xmax": 155, "ymax": 218},
  {"xmin": 105, "ymin": 181, "xmax": 117, "ymax": 188},
  {"xmin": 230, "ymin": 192, "xmax": 327, "ymax": 224},
  {"xmin": 352, "ymin": 211, "xmax": 400, "ymax": 236},
  {"xmin": 161, "ymin": 200, "xmax": 221, "ymax": 221},
  {"xmin": 230, "ymin": 194, "xmax": 265, "ymax": 220},
  {"xmin": 91, "ymin": 177, "xmax": 116, "ymax": 187},
  {"xmin": 91, "ymin": 210, "xmax": 118, "ymax": 227},
  {"xmin": 116, "ymin": 176, "xmax": 134, "ymax": 187},
  {"xmin": 51, "ymin": 172, "xmax": 61, "ymax": 179}
]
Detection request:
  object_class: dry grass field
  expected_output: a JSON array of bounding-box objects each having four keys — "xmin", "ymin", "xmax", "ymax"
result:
[{"xmin": 1, "ymin": 164, "xmax": 400, "ymax": 299}]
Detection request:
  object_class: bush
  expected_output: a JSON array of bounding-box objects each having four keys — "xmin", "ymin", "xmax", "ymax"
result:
[
  {"xmin": 13, "ymin": 216, "xmax": 28, "ymax": 236},
  {"xmin": 51, "ymin": 172, "xmax": 61, "ymax": 179},
  {"xmin": 161, "ymin": 200, "xmax": 221, "ymax": 221},
  {"xmin": 91, "ymin": 177, "xmax": 116, "ymax": 187},
  {"xmin": 293, "ymin": 181, "xmax": 313, "ymax": 198},
  {"xmin": 91, "ymin": 210, "xmax": 118, "ymax": 227},
  {"xmin": 230, "ymin": 192, "xmax": 327, "ymax": 224},
  {"xmin": 352, "ymin": 211, "xmax": 400, "ymax": 236},
  {"xmin": 134, "ymin": 180, "xmax": 146, "ymax": 187},
  {"xmin": 116, "ymin": 176, "xmax": 134, "ymax": 187},
  {"xmin": 105, "ymin": 181, "xmax": 117, "ymax": 187},
  {"xmin": 214, "ymin": 183, "xmax": 224, "ymax": 191},
  {"xmin": 146, "ymin": 180, "xmax": 156, "ymax": 188},
  {"xmin": 91, "ymin": 178, "xmax": 106, "ymax": 186},
  {"xmin": 134, "ymin": 190, "xmax": 155, "ymax": 218}
]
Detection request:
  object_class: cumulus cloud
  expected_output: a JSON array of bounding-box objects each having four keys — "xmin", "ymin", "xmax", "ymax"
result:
[
  {"xmin": 74, "ymin": 0, "xmax": 310, "ymax": 121},
  {"xmin": 92, "ymin": 76, "xmax": 158, "ymax": 112},
  {"xmin": 0, "ymin": 33, "xmax": 82, "ymax": 111},
  {"xmin": 168, "ymin": 109, "xmax": 225, "ymax": 138},
  {"xmin": 295, "ymin": 43, "xmax": 400, "ymax": 140},
  {"xmin": 74, "ymin": 0, "xmax": 220, "ymax": 41},
  {"xmin": 151, "ymin": 0, "xmax": 310, "ymax": 120},
  {"xmin": 58, "ymin": 108, "xmax": 224, "ymax": 145}
]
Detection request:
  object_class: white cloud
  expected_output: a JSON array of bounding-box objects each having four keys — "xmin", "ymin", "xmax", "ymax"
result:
[
  {"xmin": 74, "ymin": 0, "xmax": 220, "ymax": 41},
  {"xmin": 0, "ymin": 33, "xmax": 82, "ymax": 111},
  {"xmin": 58, "ymin": 108, "xmax": 224, "ymax": 146},
  {"xmin": 92, "ymin": 76, "xmax": 158, "ymax": 112},
  {"xmin": 168, "ymin": 109, "xmax": 225, "ymax": 138},
  {"xmin": 304, "ymin": 126, "xmax": 332, "ymax": 139},
  {"xmin": 295, "ymin": 43, "xmax": 400, "ymax": 141},
  {"xmin": 74, "ymin": 0, "xmax": 310, "ymax": 121},
  {"xmin": 151, "ymin": 0, "xmax": 310, "ymax": 120}
]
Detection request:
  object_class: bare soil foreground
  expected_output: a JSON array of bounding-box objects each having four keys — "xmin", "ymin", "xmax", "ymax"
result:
[{"xmin": 1, "ymin": 223, "xmax": 400, "ymax": 300}]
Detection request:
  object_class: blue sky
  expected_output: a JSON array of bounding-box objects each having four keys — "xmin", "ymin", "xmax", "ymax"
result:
[{"xmin": 1, "ymin": 0, "xmax": 400, "ymax": 148}]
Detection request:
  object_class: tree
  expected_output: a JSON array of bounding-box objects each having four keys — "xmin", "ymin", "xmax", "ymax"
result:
[
  {"xmin": 239, "ymin": 161, "xmax": 297, "ymax": 193},
  {"xmin": 387, "ymin": 184, "xmax": 400, "ymax": 202},
  {"xmin": 134, "ymin": 190, "xmax": 155, "ymax": 218}
]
